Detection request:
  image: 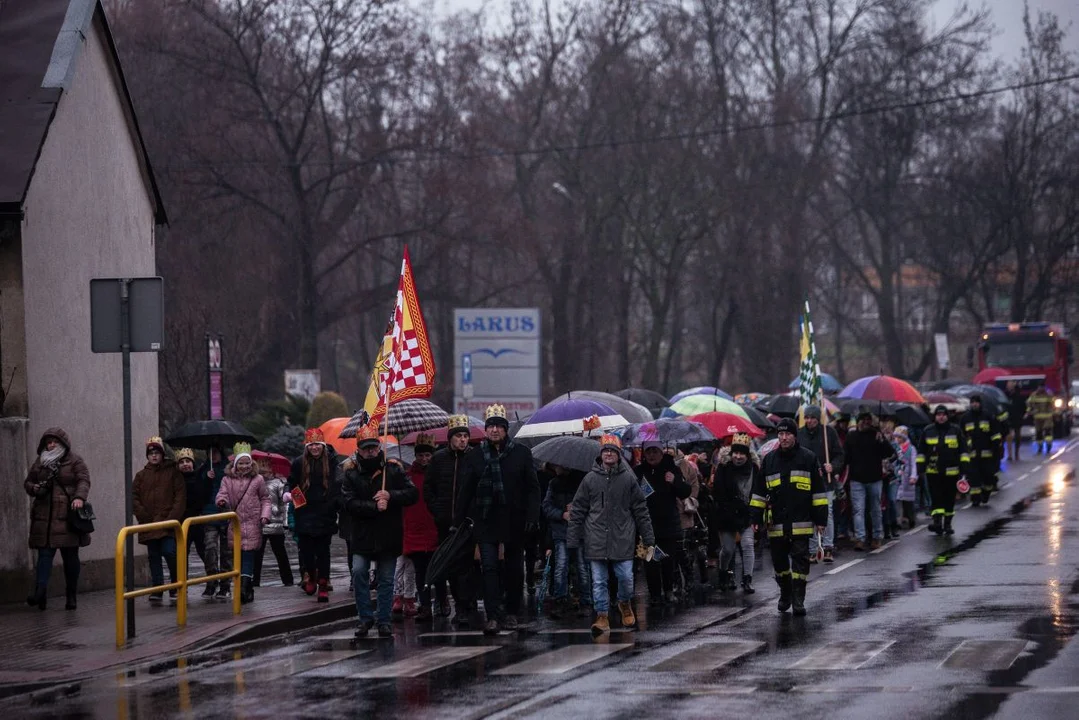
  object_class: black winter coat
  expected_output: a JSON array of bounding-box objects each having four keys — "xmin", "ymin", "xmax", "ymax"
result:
[
  {"xmin": 635, "ymin": 455, "xmax": 692, "ymax": 541},
  {"xmin": 455, "ymin": 441, "xmax": 541, "ymax": 544},
  {"xmin": 288, "ymin": 450, "xmax": 340, "ymax": 536},
  {"xmin": 424, "ymin": 447, "xmax": 469, "ymax": 532},
  {"xmin": 183, "ymin": 471, "xmax": 209, "ymax": 519},
  {"xmin": 844, "ymin": 428, "xmax": 896, "ymax": 484},
  {"xmin": 712, "ymin": 460, "xmax": 758, "ymax": 533},
  {"xmin": 341, "ymin": 452, "xmax": 418, "ymax": 557},
  {"xmin": 753, "ymin": 442, "xmax": 828, "ymax": 536},
  {"xmin": 797, "ymin": 424, "xmax": 845, "ymax": 489},
  {"xmin": 541, "ymin": 471, "xmax": 586, "ymax": 542}
]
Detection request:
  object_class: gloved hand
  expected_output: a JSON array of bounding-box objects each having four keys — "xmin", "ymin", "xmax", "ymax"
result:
[{"xmin": 282, "ymin": 492, "xmax": 292, "ymax": 504}]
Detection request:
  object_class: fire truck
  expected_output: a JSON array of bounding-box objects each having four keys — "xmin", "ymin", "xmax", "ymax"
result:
[{"xmin": 969, "ymin": 322, "xmax": 1074, "ymax": 437}]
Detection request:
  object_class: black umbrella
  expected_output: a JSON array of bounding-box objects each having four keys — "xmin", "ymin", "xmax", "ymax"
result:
[
  {"xmin": 741, "ymin": 405, "xmax": 776, "ymax": 430},
  {"xmin": 754, "ymin": 394, "xmax": 802, "ymax": 418},
  {"xmin": 621, "ymin": 419, "xmax": 716, "ymax": 447},
  {"xmin": 166, "ymin": 420, "xmax": 256, "ymax": 451},
  {"xmin": 425, "ymin": 519, "xmax": 476, "ymax": 589},
  {"xmin": 531, "ymin": 436, "xmax": 601, "ymax": 473},
  {"xmin": 614, "ymin": 388, "xmax": 670, "ymax": 411},
  {"xmin": 835, "ymin": 397, "xmax": 873, "ymax": 418},
  {"xmin": 883, "ymin": 403, "xmax": 931, "ymax": 428},
  {"xmin": 947, "ymin": 384, "xmax": 1008, "ymax": 418}
]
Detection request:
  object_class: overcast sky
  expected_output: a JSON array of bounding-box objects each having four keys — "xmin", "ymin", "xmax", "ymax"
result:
[{"xmin": 421, "ymin": 0, "xmax": 1079, "ymax": 62}]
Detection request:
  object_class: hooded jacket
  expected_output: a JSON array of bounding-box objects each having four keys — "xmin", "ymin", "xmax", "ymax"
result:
[
  {"xmin": 24, "ymin": 428, "xmax": 91, "ymax": 549},
  {"xmin": 133, "ymin": 459, "xmax": 186, "ymax": 543},
  {"xmin": 567, "ymin": 458, "xmax": 655, "ymax": 561},
  {"xmin": 262, "ymin": 475, "xmax": 289, "ymax": 535},
  {"xmin": 635, "ymin": 454, "xmax": 692, "ymax": 540},
  {"xmin": 341, "ymin": 451, "xmax": 418, "ymax": 557},
  {"xmin": 215, "ymin": 468, "xmax": 271, "ymax": 551}
]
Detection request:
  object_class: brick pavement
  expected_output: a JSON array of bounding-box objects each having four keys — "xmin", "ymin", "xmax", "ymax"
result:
[{"xmin": 0, "ymin": 537, "xmax": 355, "ymax": 688}]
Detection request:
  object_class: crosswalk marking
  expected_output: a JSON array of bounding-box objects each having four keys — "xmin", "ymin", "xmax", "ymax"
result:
[
  {"xmin": 630, "ymin": 686, "xmax": 758, "ymax": 695},
  {"xmin": 419, "ymin": 631, "xmax": 514, "ymax": 638},
  {"xmin": 941, "ymin": 640, "xmax": 1028, "ymax": 670},
  {"xmin": 650, "ymin": 641, "xmax": 764, "ymax": 672},
  {"xmin": 233, "ymin": 651, "xmax": 371, "ymax": 682},
  {"xmin": 352, "ymin": 646, "xmax": 498, "ymax": 678},
  {"xmin": 790, "ymin": 641, "xmax": 894, "ymax": 670},
  {"xmin": 492, "ymin": 643, "xmax": 633, "ymax": 675}
]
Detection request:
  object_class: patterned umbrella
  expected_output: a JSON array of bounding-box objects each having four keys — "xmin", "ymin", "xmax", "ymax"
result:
[
  {"xmin": 837, "ymin": 375, "xmax": 926, "ymax": 404},
  {"xmin": 514, "ymin": 398, "xmax": 628, "ymax": 439},
  {"xmin": 669, "ymin": 386, "xmax": 734, "ymax": 404},
  {"xmin": 686, "ymin": 412, "xmax": 765, "ymax": 439},
  {"xmin": 662, "ymin": 395, "xmax": 749, "ymax": 419},
  {"xmin": 734, "ymin": 392, "xmax": 769, "ymax": 407},
  {"xmin": 620, "ymin": 419, "xmax": 716, "ymax": 447},
  {"xmin": 339, "ymin": 399, "xmax": 450, "ymax": 438},
  {"xmin": 549, "ymin": 391, "xmax": 654, "ymax": 425}
]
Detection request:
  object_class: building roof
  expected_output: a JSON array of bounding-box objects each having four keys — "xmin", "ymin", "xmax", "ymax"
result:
[{"xmin": 0, "ymin": 0, "xmax": 166, "ymax": 223}]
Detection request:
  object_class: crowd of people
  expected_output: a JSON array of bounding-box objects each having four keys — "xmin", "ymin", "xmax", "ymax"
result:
[{"xmin": 19, "ymin": 387, "xmax": 1057, "ymax": 633}]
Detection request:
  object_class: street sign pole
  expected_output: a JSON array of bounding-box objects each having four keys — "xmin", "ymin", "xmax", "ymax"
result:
[{"xmin": 120, "ymin": 280, "xmax": 135, "ymax": 640}]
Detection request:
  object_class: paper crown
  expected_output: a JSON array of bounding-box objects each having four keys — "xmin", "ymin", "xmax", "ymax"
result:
[
  {"xmin": 599, "ymin": 434, "xmax": 622, "ymax": 450},
  {"xmin": 355, "ymin": 424, "xmax": 381, "ymax": 445},
  {"xmin": 414, "ymin": 432, "xmax": 436, "ymax": 449},
  {"xmin": 484, "ymin": 404, "xmax": 507, "ymax": 422},
  {"xmin": 447, "ymin": 414, "xmax": 470, "ymax": 431},
  {"xmin": 582, "ymin": 414, "xmax": 601, "ymax": 432},
  {"xmin": 146, "ymin": 436, "xmax": 165, "ymax": 450},
  {"xmin": 304, "ymin": 428, "xmax": 325, "ymax": 445},
  {"xmin": 174, "ymin": 448, "xmax": 196, "ymax": 462},
  {"xmin": 233, "ymin": 442, "xmax": 252, "ymax": 457},
  {"xmin": 730, "ymin": 433, "xmax": 752, "ymax": 449}
]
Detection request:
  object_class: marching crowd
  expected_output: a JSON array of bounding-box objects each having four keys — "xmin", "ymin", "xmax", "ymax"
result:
[{"xmin": 20, "ymin": 389, "xmax": 1049, "ymax": 635}]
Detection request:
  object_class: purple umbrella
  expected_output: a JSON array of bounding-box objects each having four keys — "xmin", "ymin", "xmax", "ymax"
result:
[{"xmin": 514, "ymin": 398, "xmax": 628, "ymax": 439}]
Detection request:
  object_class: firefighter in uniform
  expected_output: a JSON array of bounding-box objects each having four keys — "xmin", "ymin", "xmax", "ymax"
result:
[
  {"xmin": 959, "ymin": 395, "xmax": 1004, "ymax": 506},
  {"xmin": 752, "ymin": 418, "xmax": 827, "ymax": 616},
  {"xmin": 1027, "ymin": 385, "xmax": 1055, "ymax": 455},
  {"xmin": 917, "ymin": 405, "xmax": 969, "ymax": 536}
]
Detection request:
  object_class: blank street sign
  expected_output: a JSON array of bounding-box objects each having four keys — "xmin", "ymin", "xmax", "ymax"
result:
[
  {"xmin": 492, "ymin": 643, "xmax": 633, "ymax": 675},
  {"xmin": 650, "ymin": 641, "xmax": 764, "ymax": 672},
  {"xmin": 353, "ymin": 646, "xmax": 497, "ymax": 678},
  {"xmin": 941, "ymin": 640, "xmax": 1027, "ymax": 670},
  {"xmin": 790, "ymin": 641, "xmax": 895, "ymax": 670}
]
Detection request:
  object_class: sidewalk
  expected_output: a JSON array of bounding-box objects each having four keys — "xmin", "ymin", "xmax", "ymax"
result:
[{"xmin": 0, "ymin": 538, "xmax": 356, "ymax": 690}]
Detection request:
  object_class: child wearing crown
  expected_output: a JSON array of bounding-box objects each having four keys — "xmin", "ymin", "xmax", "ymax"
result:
[{"xmin": 216, "ymin": 443, "xmax": 271, "ymax": 604}]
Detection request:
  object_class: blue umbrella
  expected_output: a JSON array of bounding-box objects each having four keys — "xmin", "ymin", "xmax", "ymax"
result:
[
  {"xmin": 669, "ymin": 386, "xmax": 733, "ymax": 404},
  {"xmin": 789, "ymin": 373, "xmax": 844, "ymax": 392}
]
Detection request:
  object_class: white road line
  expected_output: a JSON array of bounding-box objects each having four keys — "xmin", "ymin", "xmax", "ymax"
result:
[
  {"xmin": 939, "ymin": 639, "xmax": 1027, "ymax": 671},
  {"xmin": 353, "ymin": 646, "xmax": 497, "ymax": 678},
  {"xmin": 630, "ymin": 687, "xmax": 758, "ymax": 695},
  {"xmin": 960, "ymin": 503, "xmax": 973, "ymax": 511},
  {"xmin": 869, "ymin": 540, "xmax": 899, "ymax": 555},
  {"xmin": 790, "ymin": 640, "xmax": 895, "ymax": 670},
  {"xmin": 723, "ymin": 605, "xmax": 775, "ymax": 627},
  {"xmin": 650, "ymin": 641, "xmax": 765, "ymax": 672},
  {"xmin": 906, "ymin": 525, "xmax": 928, "ymax": 536},
  {"xmin": 824, "ymin": 559, "xmax": 864, "ymax": 575},
  {"xmin": 1017, "ymin": 473, "xmax": 1030, "ymax": 481},
  {"xmin": 492, "ymin": 643, "xmax": 632, "ymax": 675}
]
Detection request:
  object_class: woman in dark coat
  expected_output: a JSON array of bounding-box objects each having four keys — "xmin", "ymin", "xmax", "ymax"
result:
[
  {"xmin": 287, "ymin": 428, "xmax": 339, "ymax": 600},
  {"xmin": 24, "ymin": 427, "xmax": 90, "ymax": 610}
]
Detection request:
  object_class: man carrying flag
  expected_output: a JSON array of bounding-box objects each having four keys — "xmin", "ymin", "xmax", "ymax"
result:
[{"xmin": 796, "ymin": 301, "xmax": 844, "ymax": 563}]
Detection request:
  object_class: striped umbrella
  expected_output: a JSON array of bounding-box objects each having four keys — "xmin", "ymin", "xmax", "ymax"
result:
[{"xmin": 837, "ymin": 375, "xmax": 926, "ymax": 404}]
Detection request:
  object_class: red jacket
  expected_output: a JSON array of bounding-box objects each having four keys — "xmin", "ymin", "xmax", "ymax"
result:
[{"xmin": 402, "ymin": 463, "xmax": 439, "ymax": 554}]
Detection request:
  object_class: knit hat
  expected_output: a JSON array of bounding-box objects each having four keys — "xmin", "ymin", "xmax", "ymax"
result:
[
  {"xmin": 730, "ymin": 433, "xmax": 752, "ymax": 454},
  {"xmin": 304, "ymin": 428, "xmax": 326, "ymax": 446},
  {"xmin": 893, "ymin": 426, "xmax": 910, "ymax": 441},
  {"xmin": 776, "ymin": 418, "xmax": 798, "ymax": 435},
  {"xmin": 414, "ymin": 432, "xmax": 436, "ymax": 454},
  {"xmin": 484, "ymin": 404, "xmax": 509, "ymax": 430},
  {"xmin": 447, "ymin": 414, "xmax": 472, "ymax": 439},
  {"xmin": 600, "ymin": 434, "xmax": 622, "ymax": 452},
  {"xmin": 146, "ymin": 436, "xmax": 166, "ymax": 456},
  {"xmin": 933, "ymin": 404, "xmax": 949, "ymax": 416},
  {"xmin": 803, "ymin": 405, "xmax": 821, "ymax": 420}
]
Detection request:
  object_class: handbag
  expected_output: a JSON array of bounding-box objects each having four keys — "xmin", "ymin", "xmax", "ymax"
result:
[{"xmin": 60, "ymin": 483, "xmax": 95, "ymax": 535}]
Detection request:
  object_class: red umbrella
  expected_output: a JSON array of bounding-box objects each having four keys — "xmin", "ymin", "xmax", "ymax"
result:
[
  {"xmin": 686, "ymin": 412, "xmax": 765, "ymax": 439},
  {"xmin": 401, "ymin": 425, "xmax": 485, "ymax": 445},
  {"xmin": 228, "ymin": 449, "xmax": 291, "ymax": 477},
  {"xmin": 837, "ymin": 375, "xmax": 926, "ymax": 404}
]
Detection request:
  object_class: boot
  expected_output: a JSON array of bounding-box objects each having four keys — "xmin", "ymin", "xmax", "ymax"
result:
[
  {"xmin": 202, "ymin": 581, "xmax": 216, "ymax": 598},
  {"xmin": 416, "ymin": 604, "xmax": 433, "ymax": 621},
  {"xmin": 65, "ymin": 589, "xmax": 77, "ymax": 611},
  {"xmin": 215, "ymin": 581, "xmax": 230, "ymax": 600},
  {"xmin": 240, "ymin": 576, "xmax": 254, "ymax": 604},
  {"xmin": 930, "ymin": 515, "xmax": 943, "ymax": 536},
  {"xmin": 776, "ymin": 575, "xmax": 792, "ymax": 613},
  {"xmin": 302, "ymin": 572, "xmax": 317, "ymax": 596},
  {"xmin": 742, "ymin": 575, "xmax": 755, "ymax": 595},
  {"xmin": 403, "ymin": 597, "xmax": 418, "ymax": 617},
  {"xmin": 591, "ymin": 612, "xmax": 610, "ymax": 635},
  {"xmin": 943, "ymin": 515, "xmax": 955, "ymax": 536},
  {"xmin": 791, "ymin": 580, "xmax": 807, "ymax": 617},
  {"xmin": 618, "ymin": 601, "xmax": 636, "ymax": 628},
  {"xmin": 391, "ymin": 594, "xmax": 404, "ymax": 617},
  {"xmin": 27, "ymin": 586, "xmax": 47, "ymax": 611},
  {"xmin": 317, "ymin": 578, "xmax": 330, "ymax": 603}
]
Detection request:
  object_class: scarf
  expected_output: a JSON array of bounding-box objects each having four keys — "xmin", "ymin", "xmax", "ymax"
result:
[
  {"xmin": 40, "ymin": 446, "xmax": 66, "ymax": 469},
  {"xmin": 476, "ymin": 439, "xmax": 511, "ymax": 519}
]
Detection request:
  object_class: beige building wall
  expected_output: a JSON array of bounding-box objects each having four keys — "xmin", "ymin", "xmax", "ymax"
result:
[{"xmin": 18, "ymin": 12, "xmax": 159, "ymax": 589}]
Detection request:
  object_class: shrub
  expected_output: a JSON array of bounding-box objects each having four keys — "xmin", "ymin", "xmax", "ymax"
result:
[
  {"xmin": 261, "ymin": 423, "xmax": 305, "ymax": 459},
  {"xmin": 244, "ymin": 395, "xmax": 311, "ymax": 443},
  {"xmin": 305, "ymin": 391, "xmax": 349, "ymax": 429}
]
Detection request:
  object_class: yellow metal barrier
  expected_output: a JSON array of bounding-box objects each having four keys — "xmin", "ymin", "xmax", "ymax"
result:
[
  {"xmin": 115, "ymin": 512, "xmax": 241, "ymax": 649},
  {"xmin": 177, "ymin": 513, "xmax": 242, "ymax": 626}
]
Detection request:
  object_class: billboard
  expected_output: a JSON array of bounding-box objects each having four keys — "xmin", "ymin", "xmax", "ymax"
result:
[
  {"xmin": 285, "ymin": 369, "xmax": 321, "ymax": 401},
  {"xmin": 454, "ymin": 308, "xmax": 541, "ymax": 418}
]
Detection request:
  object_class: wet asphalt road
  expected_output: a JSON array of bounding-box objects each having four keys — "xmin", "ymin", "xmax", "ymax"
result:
[{"xmin": 6, "ymin": 438, "xmax": 1079, "ymax": 720}]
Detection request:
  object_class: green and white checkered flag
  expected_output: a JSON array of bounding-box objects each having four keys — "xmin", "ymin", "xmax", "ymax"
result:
[{"xmin": 798, "ymin": 299, "xmax": 823, "ymax": 415}]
